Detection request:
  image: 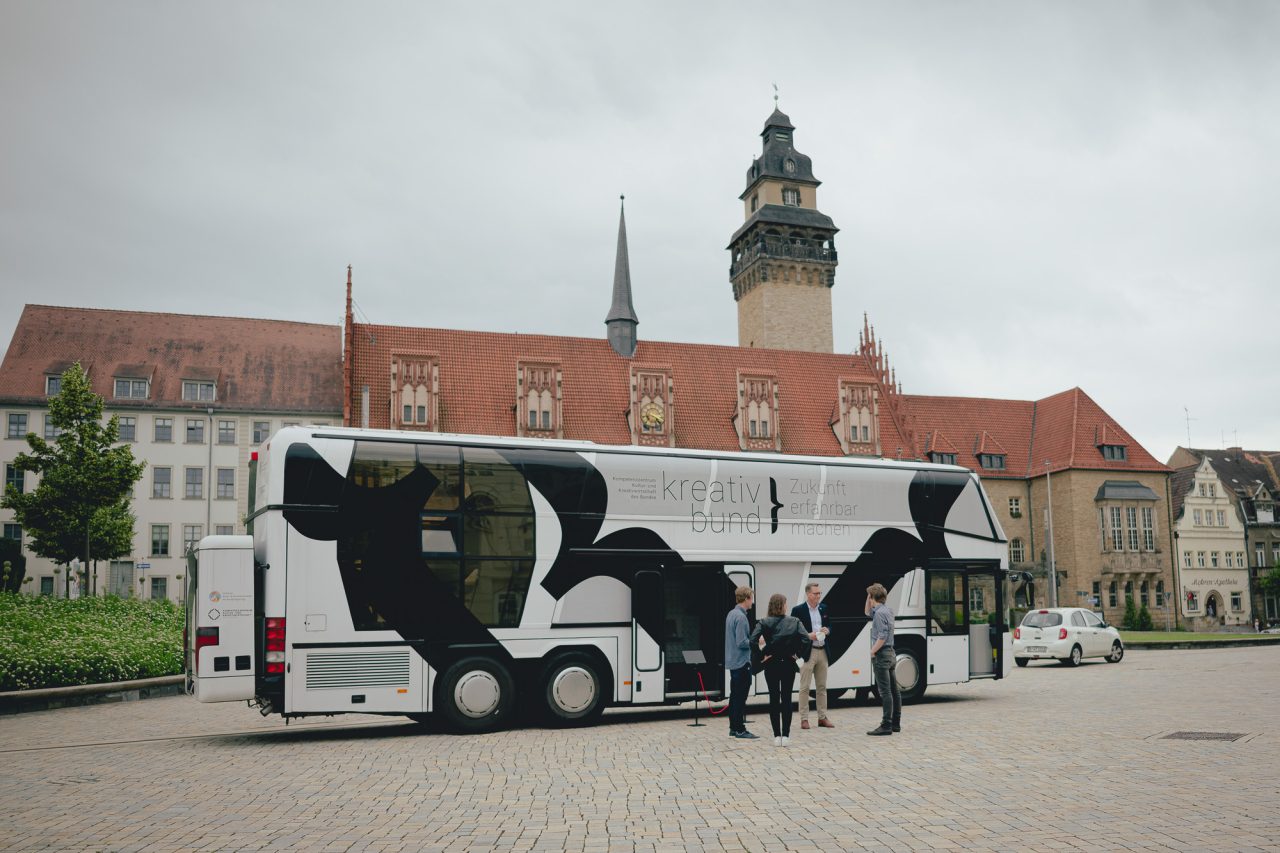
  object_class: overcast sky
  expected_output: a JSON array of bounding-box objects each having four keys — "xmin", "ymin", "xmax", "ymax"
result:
[{"xmin": 3, "ymin": 2, "xmax": 1277, "ymax": 462}]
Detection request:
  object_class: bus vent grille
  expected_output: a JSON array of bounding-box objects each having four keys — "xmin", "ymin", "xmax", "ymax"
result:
[{"xmin": 305, "ymin": 651, "xmax": 412, "ymax": 690}]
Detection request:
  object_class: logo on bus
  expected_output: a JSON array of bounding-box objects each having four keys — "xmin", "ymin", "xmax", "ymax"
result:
[{"xmin": 209, "ymin": 591, "xmax": 221, "ymax": 603}]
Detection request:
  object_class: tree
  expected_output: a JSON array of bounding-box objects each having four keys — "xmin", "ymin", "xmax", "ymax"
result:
[
  {"xmin": 0, "ymin": 536, "xmax": 27, "ymax": 593},
  {"xmin": 1137, "ymin": 603, "xmax": 1154, "ymax": 631},
  {"xmin": 1, "ymin": 363, "xmax": 144, "ymax": 596},
  {"xmin": 1261, "ymin": 564, "xmax": 1280, "ymax": 599},
  {"xmin": 1122, "ymin": 596, "xmax": 1139, "ymax": 631}
]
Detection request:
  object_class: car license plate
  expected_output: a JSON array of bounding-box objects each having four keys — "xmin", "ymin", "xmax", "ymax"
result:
[{"xmin": 1026, "ymin": 646, "xmax": 1047, "ymax": 653}]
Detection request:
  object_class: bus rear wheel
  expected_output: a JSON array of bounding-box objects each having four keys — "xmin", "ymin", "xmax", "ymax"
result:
[
  {"xmin": 540, "ymin": 653, "xmax": 607, "ymax": 726},
  {"xmin": 895, "ymin": 647, "xmax": 926, "ymax": 702},
  {"xmin": 438, "ymin": 656, "xmax": 515, "ymax": 733}
]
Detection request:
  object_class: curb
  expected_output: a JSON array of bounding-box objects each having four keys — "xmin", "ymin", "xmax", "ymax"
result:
[
  {"xmin": 1124, "ymin": 639, "xmax": 1280, "ymax": 650},
  {"xmin": 0, "ymin": 675, "xmax": 186, "ymax": 716}
]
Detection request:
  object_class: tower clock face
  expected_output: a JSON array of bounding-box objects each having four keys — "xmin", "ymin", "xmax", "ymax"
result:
[{"xmin": 640, "ymin": 403, "xmax": 664, "ymax": 430}]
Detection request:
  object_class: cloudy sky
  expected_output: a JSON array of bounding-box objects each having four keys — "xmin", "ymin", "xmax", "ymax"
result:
[{"xmin": 3, "ymin": 2, "xmax": 1277, "ymax": 461}]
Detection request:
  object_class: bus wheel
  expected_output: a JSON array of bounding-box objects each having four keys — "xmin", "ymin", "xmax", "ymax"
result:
[
  {"xmin": 895, "ymin": 648, "xmax": 927, "ymax": 702},
  {"xmin": 438, "ymin": 656, "xmax": 515, "ymax": 733},
  {"xmin": 541, "ymin": 653, "xmax": 607, "ymax": 726}
]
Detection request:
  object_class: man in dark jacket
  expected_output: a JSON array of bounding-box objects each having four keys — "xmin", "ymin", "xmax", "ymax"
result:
[
  {"xmin": 792, "ymin": 582, "xmax": 834, "ymax": 729},
  {"xmin": 724, "ymin": 586, "xmax": 757, "ymax": 739}
]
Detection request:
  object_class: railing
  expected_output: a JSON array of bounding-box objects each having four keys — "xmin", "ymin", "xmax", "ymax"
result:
[{"xmin": 730, "ymin": 241, "xmax": 837, "ymax": 278}]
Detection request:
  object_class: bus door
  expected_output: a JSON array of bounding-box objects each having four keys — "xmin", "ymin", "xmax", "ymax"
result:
[
  {"xmin": 631, "ymin": 569, "xmax": 665, "ymax": 703},
  {"xmin": 188, "ymin": 535, "xmax": 257, "ymax": 703},
  {"xmin": 963, "ymin": 563, "xmax": 1004, "ymax": 678},
  {"xmin": 924, "ymin": 563, "xmax": 970, "ymax": 685},
  {"xmin": 660, "ymin": 564, "xmax": 737, "ymax": 702},
  {"xmin": 724, "ymin": 564, "xmax": 755, "ymax": 696}
]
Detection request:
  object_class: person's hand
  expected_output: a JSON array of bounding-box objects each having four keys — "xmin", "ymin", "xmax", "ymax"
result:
[
  {"xmin": 809, "ymin": 631, "xmax": 818, "ymax": 640},
  {"xmin": 821, "ymin": 627, "xmax": 829, "ymax": 635},
  {"xmin": 761, "ymin": 655, "xmax": 772, "ymax": 664}
]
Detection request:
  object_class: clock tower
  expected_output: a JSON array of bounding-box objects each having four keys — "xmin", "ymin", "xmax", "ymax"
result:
[{"xmin": 728, "ymin": 107, "xmax": 839, "ymax": 352}]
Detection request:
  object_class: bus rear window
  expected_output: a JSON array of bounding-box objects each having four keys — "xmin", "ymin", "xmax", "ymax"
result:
[{"xmin": 1021, "ymin": 611, "xmax": 1062, "ymax": 628}]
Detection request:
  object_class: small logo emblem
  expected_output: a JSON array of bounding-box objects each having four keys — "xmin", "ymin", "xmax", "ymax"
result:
[
  {"xmin": 208, "ymin": 609, "xmax": 220, "ymax": 620},
  {"xmin": 209, "ymin": 591, "xmax": 221, "ymax": 603}
]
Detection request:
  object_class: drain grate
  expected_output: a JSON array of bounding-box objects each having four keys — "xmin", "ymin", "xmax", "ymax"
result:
[{"xmin": 1162, "ymin": 731, "xmax": 1247, "ymax": 742}]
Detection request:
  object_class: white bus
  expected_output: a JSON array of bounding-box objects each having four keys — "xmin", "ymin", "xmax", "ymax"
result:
[{"xmin": 186, "ymin": 426, "xmax": 1012, "ymax": 732}]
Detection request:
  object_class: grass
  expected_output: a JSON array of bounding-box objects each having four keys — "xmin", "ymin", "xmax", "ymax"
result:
[
  {"xmin": 0, "ymin": 592, "xmax": 184, "ymax": 691},
  {"xmin": 1118, "ymin": 630, "xmax": 1280, "ymax": 644}
]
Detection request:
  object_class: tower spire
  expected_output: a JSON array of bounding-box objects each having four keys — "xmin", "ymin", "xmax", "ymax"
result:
[{"xmin": 605, "ymin": 195, "xmax": 638, "ymax": 357}]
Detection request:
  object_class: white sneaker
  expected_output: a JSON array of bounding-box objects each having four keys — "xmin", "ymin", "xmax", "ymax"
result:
[
  {"xmin": 774, "ymin": 736, "xmax": 782, "ymax": 746},
  {"xmin": 781, "ymin": 736, "xmax": 790, "ymax": 746}
]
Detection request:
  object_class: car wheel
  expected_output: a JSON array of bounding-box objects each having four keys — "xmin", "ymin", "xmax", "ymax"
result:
[
  {"xmin": 1062, "ymin": 645, "xmax": 1083, "ymax": 667},
  {"xmin": 437, "ymin": 656, "xmax": 516, "ymax": 733},
  {"xmin": 540, "ymin": 653, "xmax": 607, "ymax": 727},
  {"xmin": 895, "ymin": 647, "xmax": 926, "ymax": 702},
  {"xmin": 1015, "ymin": 657, "xmax": 1029, "ymax": 668},
  {"xmin": 1106, "ymin": 641, "xmax": 1124, "ymax": 663}
]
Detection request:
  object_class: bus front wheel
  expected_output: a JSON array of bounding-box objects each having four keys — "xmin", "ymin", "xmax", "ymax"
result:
[
  {"xmin": 894, "ymin": 647, "xmax": 926, "ymax": 702},
  {"xmin": 540, "ymin": 652, "xmax": 607, "ymax": 727},
  {"xmin": 438, "ymin": 656, "xmax": 515, "ymax": 733}
]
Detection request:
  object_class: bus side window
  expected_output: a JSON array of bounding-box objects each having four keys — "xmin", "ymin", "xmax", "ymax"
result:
[{"xmin": 417, "ymin": 444, "xmax": 461, "ymax": 510}]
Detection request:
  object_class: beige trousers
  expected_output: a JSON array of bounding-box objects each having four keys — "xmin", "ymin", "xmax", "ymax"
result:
[{"xmin": 797, "ymin": 646, "xmax": 829, "ymax": 722}]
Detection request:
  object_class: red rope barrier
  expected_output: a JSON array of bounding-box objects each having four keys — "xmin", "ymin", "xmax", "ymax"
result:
[{"xmin": 695, "ymin": 671, "xmax": 730, "ymax": 715}]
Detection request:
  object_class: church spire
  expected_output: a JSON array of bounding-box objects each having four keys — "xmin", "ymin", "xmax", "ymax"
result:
[{"xmin": 605, "ymin": 195, "xmax": 638, "ymax": 357}]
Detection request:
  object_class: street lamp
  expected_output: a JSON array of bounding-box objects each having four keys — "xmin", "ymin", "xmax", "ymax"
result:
[{"xmin": 1045, "ymin": 459, "xmax": 1058, "ymax": 608}]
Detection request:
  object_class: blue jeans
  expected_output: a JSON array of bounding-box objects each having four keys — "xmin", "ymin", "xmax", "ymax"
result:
[
  {"xmin": 728, "ymin": 665, "xmax": 751, "ymax": 732},
  {"xmin": 873, "ymin": 647, "xmax": 901, "ymax": 728}
]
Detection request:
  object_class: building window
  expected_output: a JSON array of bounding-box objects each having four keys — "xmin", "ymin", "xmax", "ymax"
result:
[
  {"xmin": 1258, "ymin": 544, "xmax": 1267, "ymax": 566},
  {"xmin": 393, "ymin": 357, "xmax": 439, "ymax": 430},
  {"xmin": 1126, "ymin": 507, "xmax": 1139, "ymax": 551},
  {"xmin": 185, "ymin": 468, "xmax": 203, "ymax": 499},
  {"xmin": 1156, "ymin": 580, "xmax": 1165, "ymax": 607},
  {"xmin": 154, "ymin": 417, "xmax": 173, "ymax": 442},
  {"xmin": 969, "ymin": 585, "xmax": 985, "ymax": 613},
  {"xmin": 152, "ymin": 467, "xmax": 171, "ymax": 499},
  {"xmin": 1197, "ymin": 551, "xmax": 1206, "ymax": 568},
  {"xmin": 1009, "ymin": 538, "xmax": 1024, "ymax": 563},
  {"xmin": 1140, "ymin": 581, "xmax": 1149, "ymax": 607},
  {"xmin": 782, "ymin": 187, "xmax": 800, "ymax": 206},
  {"xmin": 979, "ymin": 454, "xmax": 1006, "ymax": 470},
  {"xmin": 217, "ymin": 420, "xmax": 236, "ymax": 445},
  {"xmin": 3, "ymin": 523, "xmax": 20, "ymax": 542},
  {"xmin": 929, "ymin": 452, "xmax": 957, "ymax": 465},
  {"xmin": 520, "ymin": 364, "xmax": 559, "ymax": 435},
  {"xmin": 39, "ymin": 576, "xmax": 53, "ymax": 596},
  {"xmin": 750, "ymin": 194, "xmax": 758, "ymax": 213},
  {"xmin": 1183, "ymin": 551, "xmax": 1192, "ymax": 568},
  {"xmin": 7, "ymin": 413, "xmax": 28, "ymax": 439},
  {"xmin": 183, "ymin": 524, "xmax": 202, "ymax": 555},
  {"xmin": 1101, "ymin": 445, "xmax": 1127, "ymax": 460},
  {"xmin": 45, "ymin": 375, "xmax": 61, "ymax": 396},
  {"xmin": 1009, "ymin": 497, "xmax": 1021, "ymax": 517},
  {"xmin": 217, "ymin": 468, "xmax": 234, "ymax": 499},
  {"xmin": 118, "ymin": 416, "xmax": 136, "ymax": 442},
  {"xmin": 1231, "ymin": 591, "xmax": 1243, "ymax": 611},
  {"xmin": 151, "ymin": 524, "xmax": 169, "ymax": 557},
  {"xmin": 1193, "ymin": 509, "xmax": 1202, "ymax": 526},
  {"xmin": 43, "ymin": 415, "xmax": 61, "ymax": 440},
  {"xmin": 114, "ymin": 378, "xmax": 149, "ymax": 399},
  {"xmin": 1109, "ymin": 581, "xmax": 1118, "ymax": 608},
  {"xmin": 149, "ymin": 576, "xmax": 167, "ymax": 600},
  {"xmin": 215, "ymin": 525, "xmax": 234, "ymax": 536},
  {"xmin": 182, "ymin": 381, "xmax": 216, "ymax": 402},
  {"xmin": 252, "ymin": 421, "xmax": 270, "ymax": 444},
  {"xmin": 1186, "ymin": 590, "xmax": 1198, "ymax": 611},
  {"xmin": 1210, "ymin": 551, "xmax": 1219, "ymax": 568},
  {"xmin": 5, "ymin": 464, "xmax": 25, "ymax": 495},
  {"xmin": 1092, "ymin": 581, "xmax": 1101, "ymax": 606},
  {"xmin": 1237, "ymin": 552, "xmax": 1246, "ymax": 568},
  {"xmin": 1109, "ymin": 507, "xmax": 1123, "ymax": 551},
  {"xmin": 1141, "ymin": 506, "xmax": 1155, "ymax": 551},
  {"xmin": 1124, "ymin": 580, "xmax": 1133, "ymax": 603},
  {"xmin": 1273, "ymin": 543, "xmax": 1280, "ymax": 564},
  {"xmin": 744, "ymin": 377, "xmax": 774, "ymax": 440},
  {"xmin": 1217, "ymin": 510, "xmax": 1226, "ymax": 527},
  {"xmin": 634, "ymin": 370, "xmax": 670, "ymax": 438},
  {"xmin": 1209, "ymin": 483, "xmax": 1216, "ymax": 497},
  {"xmin": 186, "ymin": 418, "xmax": 205, "ymax": 444}
]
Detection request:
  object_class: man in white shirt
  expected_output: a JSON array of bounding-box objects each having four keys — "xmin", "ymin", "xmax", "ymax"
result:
[{"xmin": 791, "ymin": 582, "xmax": 833, "ymax": 729}]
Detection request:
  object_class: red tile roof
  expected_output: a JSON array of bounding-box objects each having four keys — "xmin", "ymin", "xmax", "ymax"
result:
[{"xmin": 0, "ymin": 305, "xmax": 342, "ymax": 414}]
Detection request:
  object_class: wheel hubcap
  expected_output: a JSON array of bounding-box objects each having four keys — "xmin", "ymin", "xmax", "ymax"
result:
[
  {"xmin": 895, "ymin": 653, "xmax": 919, "ymax": 691},
  {"xmin": 551, "ymin": 666, "xmax": 595, "ymax": 713},
  {"xmin": 454, "ymin": 670, "xmax": 501, "ymax": 718}
]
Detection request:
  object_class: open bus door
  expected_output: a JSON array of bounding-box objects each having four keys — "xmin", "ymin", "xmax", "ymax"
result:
[
  {"xmin": 631, "ymin": 570, "xmax": 665, "ymax": 703},
  {"xmin": 187, "ymin": 535, "xmax": 257, "ymax": 703}
]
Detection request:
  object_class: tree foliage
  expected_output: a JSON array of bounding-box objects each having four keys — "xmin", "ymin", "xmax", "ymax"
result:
[
  {"xmin": 0, "ymin": 537, "xmax": 27, "ymax": 593},
  {"xmin": 1122, "ymin": 595, "xmax": 1139, "ymax": 631},
  {"xmin": 1, "ymin": 364, "xmax": 145, "ymax": 579},
  {"xmin": 1137, "ymin": 603, "xmax": 1154, "ymax": 631},
  {"xmin": 1261, "ymin": 564, "xmax": 1280, "ymax": 598}
]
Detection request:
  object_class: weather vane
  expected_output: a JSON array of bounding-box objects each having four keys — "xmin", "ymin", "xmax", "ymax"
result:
[{"xmin": 773, "ymin": 82, "xmax": 779, "ymax": 107}]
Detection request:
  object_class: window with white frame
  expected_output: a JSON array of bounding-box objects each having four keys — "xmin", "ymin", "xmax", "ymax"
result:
[
  {"xmin": 150, "ymin": 576, "xmax": 167, "ymax": 600},
  {"xmin": 217, "ymin": 420, "xmax": 236, "ymax": 445},
  {"xmin": 1156, "ymin": 580, "xmax": 1165, "ymax": 607},
  {"xmin": 151, "ymin": 524, "xmax": 169, "ymax": 556},
  {"xmin": 1141, "ymin": 506, "xmax": 1155, "ymax": 551},
  {"xmin": 118, "ymin": 416, "xmax": 136, "ymax": 442},
  {"xmin": 7, "ymin": 413, "xmax": 28, "ymax": 438},
  {"xmin": 1009, "ymin": 538, "xmax": 1024, "ymax": 563},
  {"xmin": 45, "ymin": 375, "xmax": 61, "ymax": 396},
  {"xmin": 1231, "ymin": 591, "xmax": 1242, "ymax": 611},
  {"xmin": 1208, "ymin": 483, "xmax": 1216, "ymax": 497},
  {"xmin": 1199, "ymin": 483, "xmax": 1207, "ymax": 497},
  {"xmin": 1140, "ymin": 581, "xmax": 1149, "ymax": 607},
  {"xmin": 182, "ymin": 381, "xmax": 215, "ymax": 402},
  {"xmin": 152, "ymin": 467, "xmax": 171, "ymax": 499},
  {"xmin": 1211, "ymin": 551, "xmax": 1219, "ymax": 567},
  {"xmin": 1110, "ymin": 507, "xmax": 1123, "ymax": 550},
  {"xmin": 1009, "ymin": 497, "xmax": 1021, "ymax": 516},
  {"xmin": 1217, "ymin": 510, "xmax": 1226, "ymax": 527},
  {"xmin": 1193, "ymin": 509, "xmax": 1202, "ymax": 525},
  {"xmin": 185, "ymin": 468, "xmax": 203, "ymax": 499},
  {"xmin": 252, "ymin": 421, "xmax": 270, "ymax": 444},
  {"xmin": 1197, "ymin": 551, "xmax": 1206, "ymax": 567},
  {"xmin": 154, "ymin": 417, "xmax": 172, "ymax": 442},
  {"xmin": 1183, "ymin": 551, "xmax": 1192, "ymax": 568},
  {"xmin": 1126, "ymin": 506, "xmax": 1139, "ymax": 551},
  {"xmin": 215, "ymin": 524, "xmax": 234, "ymax": 536},
  {"xmin": 1273, "ymin": 543, "xmax": 1280, "ymax": 564},
  {"xmin": 114, "ymin": 378, "xmax": 149, "ymax": 399},
  {"xmin": 1258, "ymin": 543, "xmax": 1267, "ymax": 566},
  {"xmin": 1237, "ymin": 552, "xmax": 1245, "ymax": 568},
  {"xmin": 216, "ymin": 468, "xmax": 234, "ymax": 499},
  {"xmin": 781, "ymin": 187, "xmax": 801, "ymax": 206},
  {"xmin": 6, "ymin": 464, "xmax": 25, "ymax": 495},
  {"xmin": 186, "ymin": 418, "xmax": 204, "ymax": 444},
  {"xmin": 969, "ymin": 585, "xmax": 985, "ymax": 613},
  {"xmin": 43, "ymin": 414, "xmax": 61, "ymax": 439},
  {"xmin": 183, "ymin": 524, "xmax": 202, "ymax": 555},
  {"xmin": 2, "ymin": 523, "xmax": 20, "ymax": 542}
]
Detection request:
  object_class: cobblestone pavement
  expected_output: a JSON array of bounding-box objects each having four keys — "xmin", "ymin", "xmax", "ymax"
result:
[{"xmin": 1, "ymin": 647, "xmax": 1278, "ymax": 852}]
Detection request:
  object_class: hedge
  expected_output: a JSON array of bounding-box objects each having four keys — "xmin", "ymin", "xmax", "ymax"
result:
[{"xmin": 0, "ymin": 592, "xmax": 184, "ymax": 691}]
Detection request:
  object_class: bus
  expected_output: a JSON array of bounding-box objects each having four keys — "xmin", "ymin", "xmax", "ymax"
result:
[{"xmin": 186, "ymin": 426, "xmax": 1012, "ymax": 732}]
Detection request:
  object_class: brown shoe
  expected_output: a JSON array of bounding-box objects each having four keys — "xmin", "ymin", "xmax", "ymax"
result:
[
  {"xmin": 800, "ymin": 720, "xmax": 811, "ymax": 730},
  {"xmin": 818, "ymin": 718, "xmax": 835, "ymax": 729}
]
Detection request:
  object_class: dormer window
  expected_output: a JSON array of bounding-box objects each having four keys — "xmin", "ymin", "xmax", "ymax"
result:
[
  {"xmin": 391, "ymin": 356, "xmax": 439, "ymax": 430},
  {"xmin": 736, "ymin": 374, "xmax": 780, "ymax": 451},
  {"xmin": 1101, "ymin": 444, "xmax": 1127, "ymax": 461},
  {"xmin": 45, "ymin": 375, "xmax": 61, "ymax": 396},
  {"xmin": 517, "ymin": 362, "xmax": 562, "ymax": 438},
  {"xmin": 930, "ymin": 452, "xmax": 957, "ymax": 465},
  {"xmin": 182, "ymin": 380, "xmax": 215, "ymax": 402},
  {"xmin": 782, "ymin": 187, "xmax": 801, "ymax": 206},
  {"xmin": 114, "ymin": 378, "xmax": 149, "ymax": 399},
  {"xmin": 978, "ymin": 454, "xmax": 1006, "ymax": 470}
]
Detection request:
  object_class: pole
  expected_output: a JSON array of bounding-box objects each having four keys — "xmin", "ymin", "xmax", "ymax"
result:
[{"xmin": 1045, "ymin": 460, "xmax": 1058, "ymax": 608}]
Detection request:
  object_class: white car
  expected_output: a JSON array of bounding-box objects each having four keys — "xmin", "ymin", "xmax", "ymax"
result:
[{"xmin": 1013, "ymin": 608, "xmax": 1124, "ymax": 667}]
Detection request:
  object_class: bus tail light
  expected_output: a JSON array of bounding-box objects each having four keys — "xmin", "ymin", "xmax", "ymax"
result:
[
  {"xmin": 194, "ymin": 627, "xmax": 219, "ymax": 675},
  {"xmin": 265, "ymin": 617, "xmax": 286, "ymax": 674},
  {"xmin": 1058, "ymin": 628, "xmax": 1068, "ymax": 640},
  {"xmin": 1013, "ymin": 627, "xmax": 1020, "ymax": 640}
]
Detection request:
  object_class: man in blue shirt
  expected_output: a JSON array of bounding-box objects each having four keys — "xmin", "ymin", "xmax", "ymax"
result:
[
  {"xmin": 865, "ymin": 582, "xmax": 901, "ymax": 735},
  {"xmin": 724, "ymin": 586, "xmax": 758, "ymax": 739}
]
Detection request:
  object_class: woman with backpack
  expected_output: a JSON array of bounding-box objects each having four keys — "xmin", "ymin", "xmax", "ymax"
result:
[{"xmin": 750, "ymin": 593, "xmax": 811, "ymax": 746}]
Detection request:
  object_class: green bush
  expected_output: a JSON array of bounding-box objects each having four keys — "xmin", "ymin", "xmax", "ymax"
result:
[
  {"xmin": 0, "ymin": 592, "xmax": 183, "ymax": 691},
  {"xmin": 1137, "ymin": 604, "xmax": 1154, "ymax": 631},
  {"xmin": 1122, "ymin": 597, "xmax": 1138, "ymax": 630}
]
